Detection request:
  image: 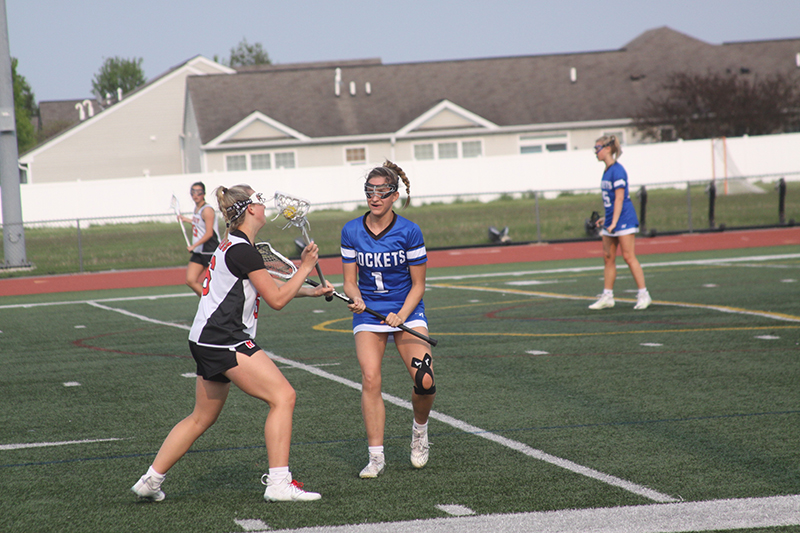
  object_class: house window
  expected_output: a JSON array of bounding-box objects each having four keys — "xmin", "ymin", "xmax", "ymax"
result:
[
  {"xmin": 462, "ymin": 140, "xmax": 482, "ymax": 158},
  {"xmin": 346, "ymin": 147, "xmax": 367, "ymax": 164},
  {"xmin": 226, "ymin": 154, "xmax": 247, "ymax": 171},
  {"xmin": 274, "ymin": 152, "xmax": 296, "ymax": 169},
  {"xmin": 414, "ymin": 143, "xmax": 435, "ymax": 160},
  {"xmin": 519, "ymin": 133, "xmax": 568, "ymax": 154},
  {"xmin": 414, "ymin": 140, "xmax": 483, "ymax": 160},
  {"xmin": 438, "ymin": 142, "xmax": 458, "ymax": 159},
  {"xmin": 251, "ymin": 153, "xmax": 271, "ymax": 170}
]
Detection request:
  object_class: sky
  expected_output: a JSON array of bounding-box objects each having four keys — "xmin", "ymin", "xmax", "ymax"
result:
[{"xmin": 6, "ymin": 0, "xmax": 800, "ymax": 102}]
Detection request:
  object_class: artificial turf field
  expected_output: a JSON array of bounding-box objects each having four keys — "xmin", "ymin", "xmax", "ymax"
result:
[{"xmin": 1, "ymin": 244, "xmax": 798, "ymax": 533}]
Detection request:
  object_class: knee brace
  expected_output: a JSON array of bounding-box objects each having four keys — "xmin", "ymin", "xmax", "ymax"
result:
[{"xmin": 412, "ymin": 353, "xmax": 436, "ymax": 395}]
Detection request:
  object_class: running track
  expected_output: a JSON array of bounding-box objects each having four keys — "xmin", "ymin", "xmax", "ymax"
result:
[{"xmin": 2, "ymin": 227, "xmax": 799, "ymax": 297}]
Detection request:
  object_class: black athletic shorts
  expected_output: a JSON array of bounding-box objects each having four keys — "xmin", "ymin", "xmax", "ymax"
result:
[
  {"xmin": 189, "ymin": 252, "xmax": 212, "ymax": 267},
  {"xmin": 189, "ymin": 340, "xmax": 262, "ymax": 383}
]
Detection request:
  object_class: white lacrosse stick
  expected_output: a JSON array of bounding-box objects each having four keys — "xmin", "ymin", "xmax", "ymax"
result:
[
  {"xmin": 273, "ymin": 191, "xmax": 331, "ymax": 300},
  {"xmin": 170, "ymin": 193, "xmax": 191, "ymax": 247}
]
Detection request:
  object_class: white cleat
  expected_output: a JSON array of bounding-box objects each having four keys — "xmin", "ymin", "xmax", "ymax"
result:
[
  {"xmin": 410, "ymin": 427, "xmax": 430, "ymax": 469},
  {"xmin": 131, "ymin": 474, "xmax": 165, "ymax": 502},
  {"xmin": 262, "ymin": 474, "xmax": 321, "ymax": 502},
  {"xmin": 588, "ymin": 293, "xmax": 615, "ymax": 310},
  {"xmin": 634, "ymin": 291, "xmax": 652, "ymax": 310},
  {"xmin": 359, "ymin": 456, "xmax": 386, "ymax": 478}
]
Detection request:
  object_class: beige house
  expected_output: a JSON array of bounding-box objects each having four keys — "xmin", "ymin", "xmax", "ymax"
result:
[
  {"xmin": 183, "ymin": 27, "xmax": 800, "ymax": 175},
  {"xmin": 20, "ymin": 28, "xmax": 800, "ymax": 184},
  {"xmin": 20, "ymin": 57, "xmax": 234, "ymax": 184}
]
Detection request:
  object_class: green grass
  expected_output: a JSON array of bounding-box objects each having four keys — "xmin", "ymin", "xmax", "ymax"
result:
[
  {"xmin": 1, "ymin": 179, "xmax": 797, "ymax": 277},
  {"xmin": 1, "ymin": 245, "xmax": 798, "ymax": 532}
]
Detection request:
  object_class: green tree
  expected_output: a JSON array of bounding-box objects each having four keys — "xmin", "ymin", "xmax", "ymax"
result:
[
  {"xmin": 635, "ymin": 71, "xmax": 800, "ymax": 141},
  {"xmin": 11, "ymin": 57, "xmax": 37, "ymax": 153},
  {"xmin": 217, "ymin": 38, "xmax": 271, "ymax": 67},
  {"xmin": 91, "ymin": 56, "xmax": 147, "ymax": 98}
]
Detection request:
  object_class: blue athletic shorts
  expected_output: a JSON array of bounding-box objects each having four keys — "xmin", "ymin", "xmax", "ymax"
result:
[{"xmin": 352, "ymin": 299, "xmax": 427, "ymax": 334}]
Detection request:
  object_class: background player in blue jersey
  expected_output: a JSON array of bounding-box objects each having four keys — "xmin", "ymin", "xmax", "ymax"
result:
[
  {"xmin": 341, "ymin": 161, "xmax": 436, "ymax": 478},
  {"xmin": 589, "ymin": 135, "xmax": 652, "ymax": 310},
  {"xmin": 133, "ymin": 184, "xmax": 332, "ymax": 503},
  {"xmin": 179, "ymin": 181, "xmax": 220, "ymax": 296}
]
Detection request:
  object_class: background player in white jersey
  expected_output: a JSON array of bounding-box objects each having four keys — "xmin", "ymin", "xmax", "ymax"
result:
[
  {"xmin": 589, "ymin": 135, "xmax": 652, "ymax": 310},
  {"xmin": 179, "ymin": 182, "xmax": 220, "ymax": 296},
  {"xmin": 133, "ymin": 184, "xmax": 333, "ymax": 503},
  {"xmin": 341, "ymin": 161, "xmax": 436, "ymax": 479}
]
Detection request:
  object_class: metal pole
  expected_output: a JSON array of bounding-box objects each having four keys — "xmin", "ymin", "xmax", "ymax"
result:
[
  {"xmin": 708, "ymin": 180, "xmax": 716, "ymax": 230},
  {"xmin": 637, "ymin": 186, "xmax": 647, "ymax": 235},
  {"xmin": 0, "ymin": 0, "xmax": 28, "ymax": 267},
  {"xmin": 777, "ymin": 178, "xmax": 786, "ymax": 225}
]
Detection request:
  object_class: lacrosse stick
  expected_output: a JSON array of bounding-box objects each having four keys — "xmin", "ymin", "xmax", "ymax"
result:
[
  {"xmin": 256, "ymin": 242, "xmax": 438, "ymax": 347},
  {"xmin": 170, "ymin": 193, "xmax": 191, "ymax": 247},
  {"xmin": 273, "ymin": 190, "xmax": 332, "ymax": 301}
]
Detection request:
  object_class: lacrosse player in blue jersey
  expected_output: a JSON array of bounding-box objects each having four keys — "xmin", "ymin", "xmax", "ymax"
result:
[
  {"xmin": 589, "ymin": 135, "xmax": 652, "ymax": 310},
  {"xmin": 341, "ymin": 161, "xmax": 436, "ymax": 478}
]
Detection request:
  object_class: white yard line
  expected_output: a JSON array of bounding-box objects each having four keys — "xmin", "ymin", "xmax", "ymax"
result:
[
  {"xmin": 0, "ymin": 438, "xmax": 121, "ymax": 451},
  {"xmin": 262, "ymin": 494, "xmax": 800, "ymax": 533}
]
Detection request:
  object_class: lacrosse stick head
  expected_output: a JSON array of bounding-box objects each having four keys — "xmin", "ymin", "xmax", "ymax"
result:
[
  {"xmin": 273, "ymin": 191, "xmax": 311, "ymax": 230},
  {"xmin": 255, "ymin": 242, "xmax": 297, "ymax": 280}
]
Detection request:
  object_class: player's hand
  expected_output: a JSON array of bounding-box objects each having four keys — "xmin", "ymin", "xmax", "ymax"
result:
[
  {"xmin": 299, "ymin": 242, "xmax": 319, "ymax": 273},
  {"xmin": 347, "ymin": 296, "xmax": 366, "ymax": 314},
  {"xmin": 315, "ymin": 280, "xmax": 335, "ymax": 298},
  {"xmin": 383, "ymin": 312, "xmax": 405, "ymax": 328},
  {"xmin": 186, "ymin": 245, "xmax": 194, "ymax": 252},
  {"xmin": 596, "ymin": 216, "xmax": 605, "ymax": 228},
  {"xmin": 605, "ymin": 222, "xmax": 617, "ymax": 233}
]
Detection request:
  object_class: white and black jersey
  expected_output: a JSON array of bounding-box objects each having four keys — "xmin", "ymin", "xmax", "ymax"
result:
[
  {"xmin": 189, "ymin": 230, "xmax": 265, "ymax": 349},
  {"xmin": 191, "ymin": 204, "xmax": 220, "ymax": 254}
]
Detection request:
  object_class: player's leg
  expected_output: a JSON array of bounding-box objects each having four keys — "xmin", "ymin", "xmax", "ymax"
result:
[
  {"xmin": 185, "ymin": 258, "xmax": 206, "ymax": 296},
  {"xmin": 225, "ymin": 350, "xmax": 320, "ymax": 501},
  {"xmin": 132, "ymin": 377, "xmax": 230, "ymax": 500},
  {"xmin": 618, "ymin": 233, "xmax": 651, "ymax": 309},
  {"xmin": 355, "ymin": 331, "xmax": 388, "ymax": 477},
  {"xmin": 589, "ymin": 236, "xmax": 619, "ymax": 309},
  {"xmin": 396, "ymin": 329, "xmax": 435, "ymax": 468}
]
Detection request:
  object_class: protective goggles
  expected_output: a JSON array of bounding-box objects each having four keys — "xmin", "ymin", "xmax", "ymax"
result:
[
  {"xmin": 594, "ymin": 142, "xmax": 612, "ymax": 154},
  {"xmin": 364, "ymin": 183, "xmax": 397, "ymax": 199}
]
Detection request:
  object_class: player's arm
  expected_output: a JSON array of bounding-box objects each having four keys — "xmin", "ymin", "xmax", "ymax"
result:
[
  {"xmin": 386, "ymin": 263, "xmax": 426, "ymax": 327},
  {"xmin": 606, "ymin": 188, "xmax": 625, "ymax": 232},
  {"xmin": 248, "ymin": 243, "xmax": 325, "ymax": 310},
  {"xmin": 342, "ymin": 261, "xmax": 365, "ymax": 313}
]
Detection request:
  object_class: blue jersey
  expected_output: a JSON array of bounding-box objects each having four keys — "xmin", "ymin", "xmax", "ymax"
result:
[
  {"xmin": 600, "ymin": 162, "xmax": 639, "ymax": 234},
  {"xmin": 341, "ymin": 212, "xmax": 427, "ymax": 331}
]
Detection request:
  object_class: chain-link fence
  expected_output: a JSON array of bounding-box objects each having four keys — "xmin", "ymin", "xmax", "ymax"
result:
[{"xmin": 1, "ymin": 175, "xmax": 796, "ymax": 278}]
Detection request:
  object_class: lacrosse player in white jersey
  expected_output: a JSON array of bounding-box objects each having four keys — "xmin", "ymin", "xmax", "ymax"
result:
[
  {"xmin": 341, "ymin": 161, "xmax": 436, "ymax": 479},
  {"xmin": 179, "ymin": 182, "xmax": 220, "ymax": 296},
  {"xmin": 133, "ymin": 184, "xmax": 333, "ymax": 503}
]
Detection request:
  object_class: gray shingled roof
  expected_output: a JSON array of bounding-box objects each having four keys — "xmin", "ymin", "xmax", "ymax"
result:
[{"xmin": 187, "ymin": 27, "xmax": 800, "ymax": 145}]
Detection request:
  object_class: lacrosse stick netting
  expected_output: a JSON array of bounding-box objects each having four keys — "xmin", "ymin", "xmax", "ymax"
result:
[{"xmin": 273, "ymin": 191, "xmax": 330, "ymax": 299}]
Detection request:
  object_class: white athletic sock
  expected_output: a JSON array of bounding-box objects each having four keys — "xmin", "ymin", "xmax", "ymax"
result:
[
  {"xmin": 413, "ymin": 420, "xmax": 428, "ymax": 433},
  {"xmin": 268, "ymin": 466, "xmax": 290, "ymax": 483},
  {"xmin": 147, "ymin": 466, "xmax": 165, "ymax": 483},
  {"xmin": 603, "ymin": 289, "xmax": 614, "ymax": 297},
  {"xmin": 638, "ymin": 288, "xmax": 649, "ymax": 296},
  {"xmin": 368, "ymin": 446, "xmax": 384, "ymax": 459}
]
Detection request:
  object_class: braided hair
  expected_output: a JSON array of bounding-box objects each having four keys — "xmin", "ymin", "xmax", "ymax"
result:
[{"xmin": 366, "ymin": 160, "xmax": 411, "ymax": 208}]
